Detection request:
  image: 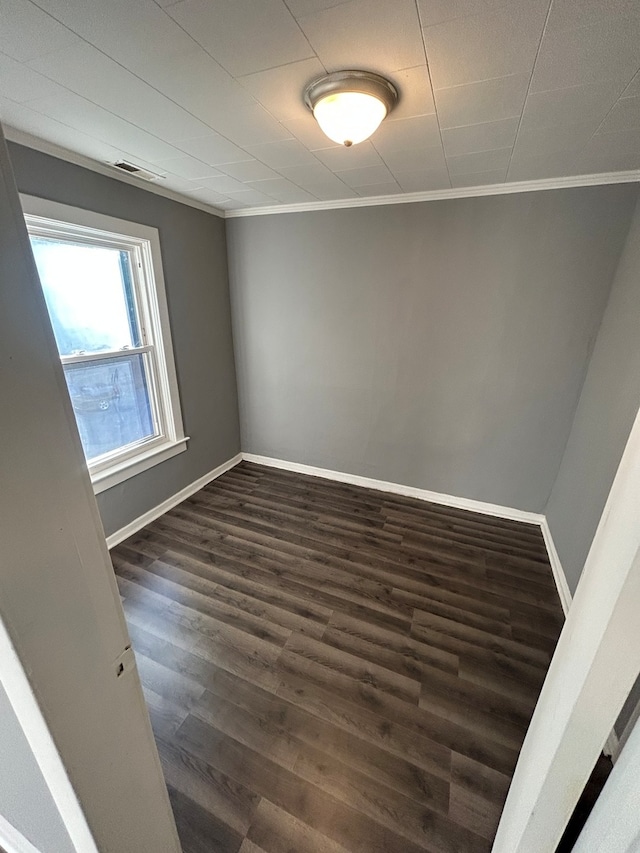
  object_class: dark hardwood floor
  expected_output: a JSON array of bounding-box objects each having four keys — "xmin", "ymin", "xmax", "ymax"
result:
[{"xmin": 111, "ymin": 461, "xmax": 565, "ymax": 853}]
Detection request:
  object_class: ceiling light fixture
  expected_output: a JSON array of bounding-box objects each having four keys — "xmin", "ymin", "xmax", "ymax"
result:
[{"xmin": 304, "ymin": 70, "xmax": 398, "ymax": 147}]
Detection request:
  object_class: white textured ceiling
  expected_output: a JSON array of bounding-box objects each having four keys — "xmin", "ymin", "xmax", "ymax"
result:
[{"xmin": 1, "ymin": 0, "xmax": 640, "ymax": 214}]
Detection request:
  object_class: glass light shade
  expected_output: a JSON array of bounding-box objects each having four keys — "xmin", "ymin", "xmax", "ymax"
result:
[{"xmin": 313, "ymin": 91, "xmax": 388, "ymax": 146}]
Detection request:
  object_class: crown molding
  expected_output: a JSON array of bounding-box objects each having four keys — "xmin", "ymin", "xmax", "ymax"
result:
[
  {"xmin": 226, "ymin": 169, "xmax": 640, "ymax": 218},
  {"xmin": 5, "ymin": 126, "xmax": 639, "ymax": 220},
  {"xmin": 3, "ymin": 126, "xmax": 226, "ymax": 219}
]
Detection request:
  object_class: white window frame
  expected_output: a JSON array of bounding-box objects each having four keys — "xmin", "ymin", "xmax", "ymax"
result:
[{"xmin": 21, "ymin": 195, "xmax": 188, "ymax": 494}]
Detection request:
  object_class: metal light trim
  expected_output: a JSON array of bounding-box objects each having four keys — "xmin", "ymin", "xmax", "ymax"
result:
[{"xmin": 303, "ymin": 70, "xmax": 399, "ymax": 146}]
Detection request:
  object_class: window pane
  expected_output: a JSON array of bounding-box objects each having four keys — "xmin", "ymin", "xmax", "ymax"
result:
[
  {"xmin": 30, "ymin": 237, "xmax": 140, "ymax": 356},
  {"xmin": 63, "ymin": 354, "xmax": 155, "ymax": 461}
]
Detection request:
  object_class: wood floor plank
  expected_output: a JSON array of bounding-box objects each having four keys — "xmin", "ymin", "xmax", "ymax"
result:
[
  {"xmin": 457, "ymin": 653, "xmax": 543, "ymax": 706},
  {"xmin": 293, "ymin": 716, "xmax": 448, "ymax": 809},
  {"xmin": 284, "ymin": 630, "xmax": 421, "ymax": 704},
  {"xmin": 244, "ymin": 799, "xmax": 351, "ymax": 853},
  {"xmin": 117, "ymin": 537, "xmax": 167, "ymax": 562},
  {"xmin": 383, "ymin": 506, "xmax": 547, "ymax": 551},
  {"xmin": 449, "ymin": 783, "xmax": 503, "ymax": 842},
  {"xmin": 292, "ymin": 743, "xmax": 487, "ymax": 853},
  {"xmin": 390, "ymin": 584, "xmax": 512, "ymax": 623},
  {"xmin": 130, "ymin": 559, "xmax": 293, "ymax": 647},
  {"xmin": 110, "ymin": 462, "xmax": 564, "ymax": 851},
  {"xmin": 185, "ymin": 499, "xmax": 474, "ymax": 605},
  {"xmin": 129, "ymin": 614, "xmax": 283, "ymax": 696},
  {"xmin": 322, "ymin": 624, "xmax": 452, "ymax": 682},
  {"xmin": 276, "ymin": 671, "xmax": 453, "ymax": 779},
  {"xmin": 170, "ymin": 510, "xmax": 416, "ymax": 611},
  {"xmin": 420, "ymin": 663, "xmax": 532, "ymax": 727},
  {"xmin": 147, "ymin": 554, "xmax": 320, "ymax": 643},
  {"xmin": 158, "ymin": 736, "xmax": 261, "ymax": 837},
  {"xmin": 277, "ymin": 652, "xmax": 520, "ymax": 776},
  {"xmin": 378, "ymin": 491, "xmax": 541, "ymax": 536},
  {"xmin": 188, "ymin": 490, "xmax": 401, "ymax": 546},
  {"xmin": 192, "ymin": 628, "xmax": 283, "ymax": 693},
  {"xmin": 239, "ymin": 840, "xmax": 267, "ymax": 853},
  {"xmin": 327, "ymin": 609, "xmax": 459, "ymax": 674},
  {"xmin": 114, "ymin": 559, "xmax": 174, "ymax": 613},
  {"xmin": 192, "ymin": 691, "xmax": 301, "ymax": 770},
  {"xmin": 419, "ymin": 673, "xmax": 528, "ymax": 750},
  {"xmin": 175, "ymin": 713, "xmax": 430, "ymax": 853},
  {"xmin": 159, "ymin": 548, "xmax": 333, "ymax": 635},
  {"xmin": 149, "ymin": 514, "xmax": 413, "ymax": 632},
  {"xmin": 485, "ymin": 565, "xmax": 562, "ymax": 600},
  {"xmin": 386, "ymin": 522, "xmax": 548, "ymax": 565},
  {"xmin": 133, "ymin": 651, "xmax": 205, "ymax": 712},
  {"xmin": 510, "ymin": 625, "xmax": 559, "ymax": 656},
  {"xmin": 141, "ymin": 685, "xmax": 190, "ymax": 739},
  {"xmin": 200, "ymin": 485, "xmax": 389, "ymax": 535},
  {"xmin": 196, "ymin": 671, "xmax": 448, "ymax": 808},
  {"xmin": 509, "ymin": 600, "xmax": 564, "ymax": 639},
  {"xmin": 451, "ymin": 752, "xmax": 511, "ymax": 805},
  {"xmin": 412, "ymin": 611, "xmax": 550, "ymax": 669},
  {"xmin": 408, "ymin": 597, "xmax": 513, "ymax": 639},
  {"xmin": 233, "ymin": 468, "xmax": 387, "ymax": 513},
  {"xmin": 182, "ymin": 491, "xmax": 521, "ymax": 595},
  {"xmin": 448, "ymin": 753, "xmax": 512, "ymax": 841},
  {"xmin": 166, "ymin": 783, "xmax": 244, "ymax": 853},
  {"xmin": 207, "ymin": 479, "xmax": 387, "ymax": 530}
]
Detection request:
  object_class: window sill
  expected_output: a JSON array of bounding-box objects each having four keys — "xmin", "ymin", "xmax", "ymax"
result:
[{"xmin": 91, "ymin": 437, "xmax": 189, "ymax": 494}]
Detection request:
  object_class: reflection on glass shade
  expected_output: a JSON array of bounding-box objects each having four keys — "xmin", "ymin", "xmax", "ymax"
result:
[{"xmin": 313, "ymin": 91, "xmax": 388, "ymax": 147}]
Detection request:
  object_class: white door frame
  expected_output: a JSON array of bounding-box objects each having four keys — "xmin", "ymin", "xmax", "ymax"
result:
[
  {"xmin": 0, "ymin": 124, "xmax": 181, "ymax": 852},
  {"xmin": 492, "ymin": 404, "xmax": 640, "ymax": 851},
  {"xmin": 574, "ymin": 710, "xmax": 640, "ymax": 852}
]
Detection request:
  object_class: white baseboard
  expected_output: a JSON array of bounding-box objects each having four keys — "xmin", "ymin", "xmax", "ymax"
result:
[
  {"xmin": 539, "ymin": 518, "xmax": 573, "ymax": 617},
  {"xmin": 242, "ymin": 453, "xmax": 545, "ymax": 525},
  {"xmin": 105, "ymin": 452, "xmax": 242, "ymax": 548},
  {"xmin": 0, "ymin": 815, "xmax": 42, "ymax": 853},
  {"xmin": 538, "ymin": 517, "xmax": 621, "ymax": 761},
  {"xmin": 242, "ymin": 453, "xmax": 544, "ymax": 525}
]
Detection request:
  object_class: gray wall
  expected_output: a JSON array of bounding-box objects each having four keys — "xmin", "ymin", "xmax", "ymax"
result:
[
  {"xmin": 8, "ymin": 142, "xmax": 240, "ymax": 537},
  {"xmin": 228, "ymin": 186, "xmax": 636, "ymax": 513},
  {"xmin": 0, "ymin": 682, "xmax": 73, "ymax": 853},
  {"xmin": 546, "ymin": 195, "xmax": 640, "ymax": 593}
]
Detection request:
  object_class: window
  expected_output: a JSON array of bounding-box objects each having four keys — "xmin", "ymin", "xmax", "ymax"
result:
[{"xmin": 22, "ymin": 196, "xmax": 187, "ymax": 493}]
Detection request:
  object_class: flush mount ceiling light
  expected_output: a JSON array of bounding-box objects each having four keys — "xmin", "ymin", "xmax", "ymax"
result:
[{"xmin": 304, "ymin": 70, "xmax": 398, "ymax": 147}]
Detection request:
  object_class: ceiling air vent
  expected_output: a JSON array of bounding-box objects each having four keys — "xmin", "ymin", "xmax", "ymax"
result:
[{"xmin": 111, "ymin": 160, "xmax": 165, "ymax": 182}]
